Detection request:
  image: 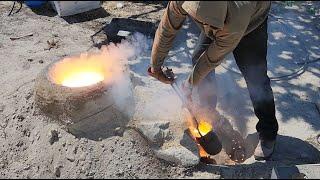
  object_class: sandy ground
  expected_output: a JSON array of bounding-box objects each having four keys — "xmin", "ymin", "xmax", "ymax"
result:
[{"xmin": 0, "ymin": 1, "xmax": 319, "ymax": 179}]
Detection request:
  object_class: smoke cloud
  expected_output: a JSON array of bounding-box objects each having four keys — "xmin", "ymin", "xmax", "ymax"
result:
[{"xmin": 97, "ymin": 32, "xmax": 152, "ymax": 118}]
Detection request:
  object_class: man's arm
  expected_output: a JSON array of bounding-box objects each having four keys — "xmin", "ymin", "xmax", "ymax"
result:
[
  {"xmin": 187, "ymin": 30, "xmax": 244, "ymax": 86},
  {"xmin": 150, "ymin": 1, "xmax": 187, "ymax": 71}
]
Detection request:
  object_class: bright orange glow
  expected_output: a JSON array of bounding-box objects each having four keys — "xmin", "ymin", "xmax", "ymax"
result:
[
  {"xmin": 185, "ymin": 111, "xmax": 213, "ymax": 157},
  {"xmin": 49, "ymin": 50, "xmax": 119, "ymax": 88},
  {"xmin": 61, "ymin": 72, "xmax": 104, "ymax": 87},
  {"xmin": 198, "ymin": 121, "xmax": 213, "ymax": 136},
  {"xmin": 189, "ymin": 120, "xmax": 213, "ymax": 138}
]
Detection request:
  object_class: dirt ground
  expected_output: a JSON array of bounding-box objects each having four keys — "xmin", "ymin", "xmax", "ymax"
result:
[{"xmin": 0, "ymin": 1, "xmax": 319, "ymax": 179}]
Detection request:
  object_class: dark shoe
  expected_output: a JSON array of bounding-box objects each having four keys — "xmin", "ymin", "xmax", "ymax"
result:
[{"xmin": 254, "ymin": 138, "xmax": 276, "ymax": 161}]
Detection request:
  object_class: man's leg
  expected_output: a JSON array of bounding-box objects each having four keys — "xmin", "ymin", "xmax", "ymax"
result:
[
  {"xmin": 233, "ymin": 19, "xmax": 278, "ymax": 159},
  {"xmin": 192, "ymin": 31, "xmax": 218, "ymax": 109}
]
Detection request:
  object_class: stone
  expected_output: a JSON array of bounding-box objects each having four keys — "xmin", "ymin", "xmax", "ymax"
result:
[
  {"xmin": 155, "ymin": 146, "xmax": 200, "ymax": 167},
  {"xmin": 116, "ymin": 2, "xmax": 124, "ymax": 9},
  {"xmin": 66, "ymin": 149, "xmax": 75, "ymax": 162},
  {"xmin": 54, "ymin": 165, "xmax": 62, "ymax": 177},
  {"xmin": 49, "ymin": 130, "xmax": 59, "ymax": 145},
  {"xmin": 79, "ymin": 152, "xmax": 86, "ymax": 161},
  {"xmin": 136, "ymin": 121, "xmax": 171, "ymax": 145},
  {"xmin": 0, "ymin": 163, "xmax": 5, "ymax": 169},
  {"xmin": 114, "ymin": 127, "xmax": 125, "ymax": 136},
  {"xmin": 155, "ymin": 131, "xmax": 200, "ymax": 167},
  {"xmin": 0, "ymin": 104, "xmax": 5, "ymax": 112},
  {"xmin": 16, "ymin": 115, "xmax": 25, "ymax": 122},
  {"xmin": 153, "ymin": 128, "xmax": 200, "ymax": 167}
]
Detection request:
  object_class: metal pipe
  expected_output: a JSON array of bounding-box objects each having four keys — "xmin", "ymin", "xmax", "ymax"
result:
[{"xmin": 164, "ymin": 67, "xmax": 222, "ymax": 156}]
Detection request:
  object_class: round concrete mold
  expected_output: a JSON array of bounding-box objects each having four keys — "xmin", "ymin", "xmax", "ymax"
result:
[{"xmin": 34, "ymin": 54, "xmax": 133, "ymax": 140}]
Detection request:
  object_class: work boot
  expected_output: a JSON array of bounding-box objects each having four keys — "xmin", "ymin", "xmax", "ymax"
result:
[{"xmin": 254, "ymin": 137, "xmax": 276, "ymax": 161}]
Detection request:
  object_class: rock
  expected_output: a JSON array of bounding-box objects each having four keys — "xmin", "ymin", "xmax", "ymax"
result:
[
  {"xmin": 17, "ymin": 115, "xmax": 25, "ymax": 122},
  {"xmin": 23, "ymin": 165, "xmax": 31, "ymax": 170},
  {"xmin": 49, "ymin": 130, "xmax": 59, "ymax": 145},
  {"xmin": 16, "ymin": 141, "xmax": 24, "ymax": 147},
  {"xmin": 155, "ymin": 146, "xmax": 200, "ymax": 167},
  {"xmin": 87, "ymin": 171, "xmax": 95, "ymax": 176},
  {"xmin": 116, "ymin": 2, "xmax": 124, "ymax": 9},
  {"xmin": 0, "ymin": 104, "xmax": 5, "ymax": 112},
  {"xmin": 0, "ymin": 163, "xmax": 4, "ymax": 169},
  {"xmin": 114, "ymin": 127, "xmax": 124, "ymax": 136},
  {"xmin": 79, "ymin": 152, "xmax": 86, "ymax": 161},
  {"xmin": 116, "ymin": 171, "xmax": 124, "ymax": 177},
  {"xmin": 54, "ymin": 165, "xmax": 62, "ymax": 177},
  {"xmin": 25, "ymin": 92, "xmax": 33, "ymax": 100},
  {"xmin": 66, "ymin": 149, "xmax": 75, "ymax": 162},
  {"xmin": 136, "ymin": 95, "xmax": 198, "ymax": 169},
  {"xmin": 154, "ymin": 130, "xmax": 200, "ymax": 167},
  {"xmin": 136, "ymin": 121, "xmax": 171, "ymax": 145}
]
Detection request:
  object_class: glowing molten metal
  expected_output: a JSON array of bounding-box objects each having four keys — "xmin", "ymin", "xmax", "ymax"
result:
[
  {"xmin": 49, "ymin": 49, "xmax": 121, "ymax": 88},
  {"xmin": 187, "ymin": 117, "xmax": 214, "ymax": 157},
  {"xmin": 61, "ymin": 72, "xmax": 104, "ymax": 88}
]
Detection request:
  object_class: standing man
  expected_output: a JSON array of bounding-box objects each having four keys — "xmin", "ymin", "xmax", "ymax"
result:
[{"xmin": 148, "ymin": 1, "xmax": 278, "ymax": 160}]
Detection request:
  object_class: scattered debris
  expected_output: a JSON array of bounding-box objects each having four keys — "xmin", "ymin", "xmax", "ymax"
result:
[
  {"xmin": 49, "ymin": 130, "xmax": 59, "ymax": 145},
  {"xmin": 0, "ymin": 104, "xmax": 5, "ymax": 112},
  {"xmin": 114, "ymin": 127, "xmax": 125, "ymax": 136},
  {"xmin": 116, "ymin": 2, "xmax": 124, "ymax": 9},
  {"xmin": 66, "ymin": 152, "xmax": 75, "ymax": 162},
  {"xmin": 44, "ymin": 39, "xmax": 60, "ymax": 51},
  {"xmin": 54, "ymin": 165, "xmax": 62, "ymax": 177},
  {"xmin": 16, "ymin": 115, "xmax": 25, "ymax": 122},
  {"xmin": 10, "ymin": 33, "xmax": 33, "ymax": 41}
]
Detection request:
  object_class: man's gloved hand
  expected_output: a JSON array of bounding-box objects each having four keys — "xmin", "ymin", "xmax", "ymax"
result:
[{"xmin": 147, "ymin": 66, "xmax": 174, "ymax": 84}]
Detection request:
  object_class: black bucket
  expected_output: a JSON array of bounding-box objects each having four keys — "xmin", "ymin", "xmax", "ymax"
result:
[{"xmin": 196, "ymin": 130, "xmax": 222, "ymax": 156}]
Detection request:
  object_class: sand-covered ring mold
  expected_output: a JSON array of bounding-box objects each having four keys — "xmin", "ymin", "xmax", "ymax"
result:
[{"xmin": 34, "ymin": 54, "xmax": 133, "ymax": 140}]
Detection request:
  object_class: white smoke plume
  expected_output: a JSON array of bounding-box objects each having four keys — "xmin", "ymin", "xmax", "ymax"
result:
[{"xmin": 97, "ymin": 32, "xmax": 152, "ymax": 118}]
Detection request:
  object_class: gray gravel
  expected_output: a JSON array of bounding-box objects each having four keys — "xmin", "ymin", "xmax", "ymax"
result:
[{"xmin": 0, "ymin": 1, "xmax": 319, "ymax": 179}]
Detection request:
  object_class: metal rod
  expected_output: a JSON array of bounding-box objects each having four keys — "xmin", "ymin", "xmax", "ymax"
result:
[{"xmin": 166, "ymin": 70, "xmax": 203, "ymax": 138}]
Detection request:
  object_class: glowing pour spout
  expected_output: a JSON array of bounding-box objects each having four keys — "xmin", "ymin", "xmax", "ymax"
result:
[
  {"xmin": 191, "ymin": 121, "xmax": 213, "ymax": 138},
  {"xmin": 198, "ymin": 121, "xmax": 213, "ymax": 136},
  {"xmin": 62, "ymin": 72, "xmax": 104, "ymax": 87}
]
